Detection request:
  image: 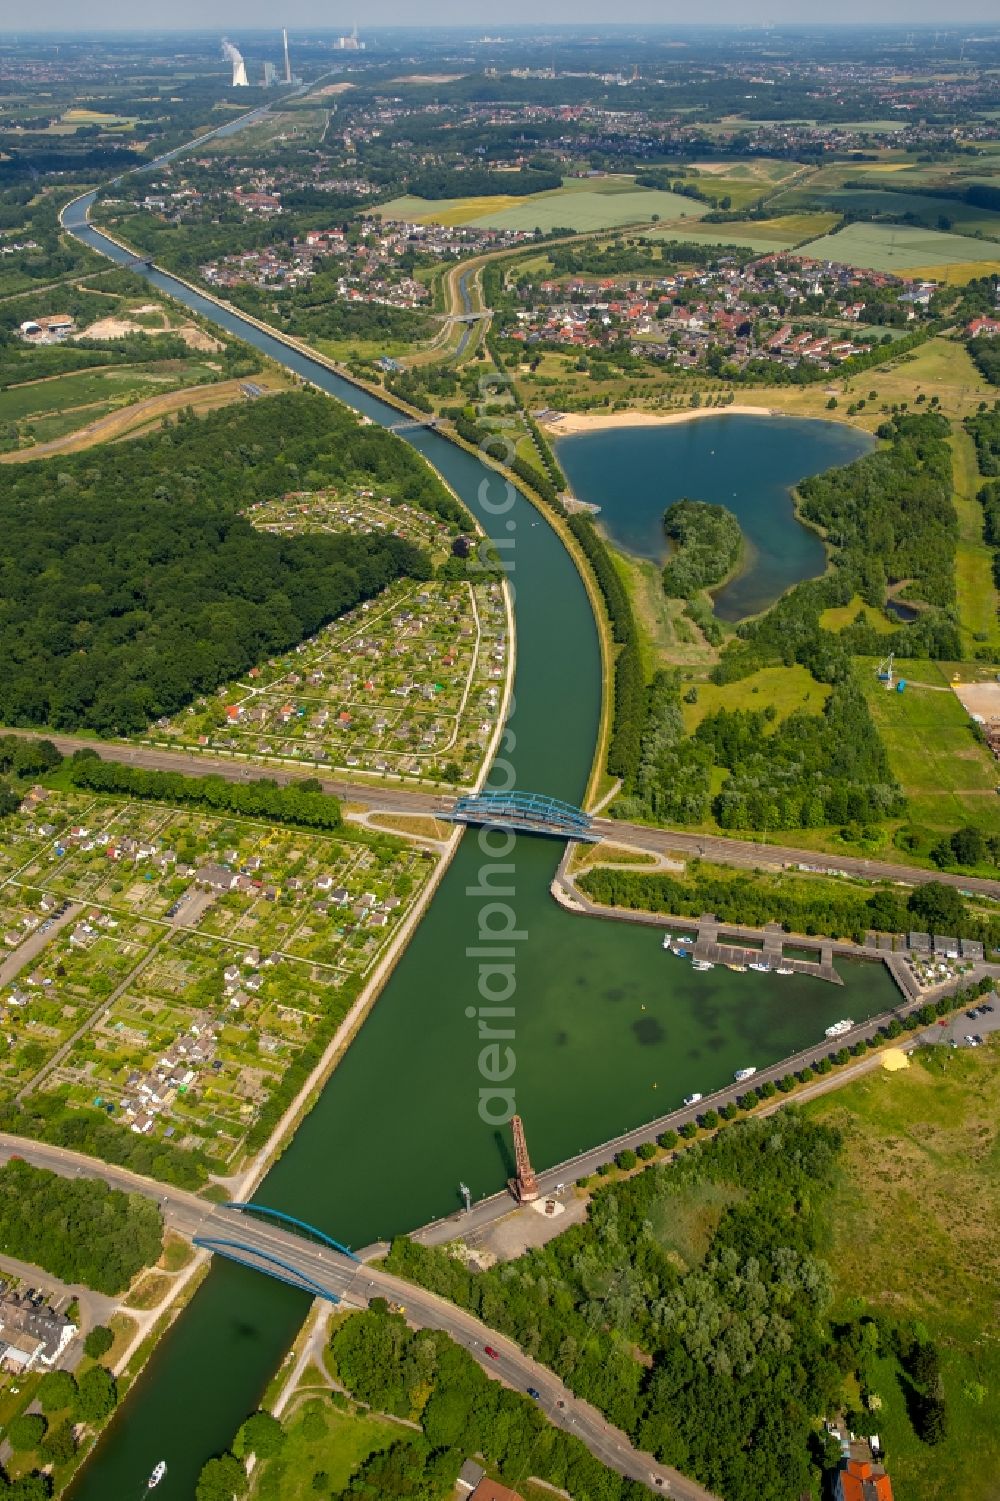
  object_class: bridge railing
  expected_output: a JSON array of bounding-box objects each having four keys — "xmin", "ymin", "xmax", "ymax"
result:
[
  {"xmin": 193, "ymin": 1236, "xmax": 341, "ymax": 1302},
  {"xmin": 224, "ymin": 1201, "xmax": 358, "ymax": 1261}
]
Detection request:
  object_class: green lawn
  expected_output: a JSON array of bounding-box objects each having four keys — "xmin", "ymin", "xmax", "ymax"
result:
[
  {"xmin": 857, "ymin": 658, "xmax": 1000, "ymax": 834},
  {"xmin": 682, "ymin": 663, "xmax": 830, "ymax": 732},
  {"xmin": 254, "ymin": 1398, "xmax": 412, "ymax": 1501},
  {"xmin": 819, "ymin": 595, "xmax": 897, "ymax": 634},
  {"xmin": 805, "ymin": 1040, "xmax": 1000, "ymax": 1501}
]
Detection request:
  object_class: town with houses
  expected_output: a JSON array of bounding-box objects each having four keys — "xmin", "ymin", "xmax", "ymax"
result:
[{"xmin": 502, "ymin": 252, "xmax": 936, "ymax": 372}]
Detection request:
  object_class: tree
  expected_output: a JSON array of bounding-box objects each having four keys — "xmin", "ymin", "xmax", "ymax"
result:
[
  {"xmin": 909, "ymin": 881, "xmax": 965, "ymax": 932},
  {"xmin": 41, "ymin": 1421, "xmax": 77, "ymax": 1465},
  {"xmin": 196, "ymin": 1454, "xmax": 248, "ymax": 1501},
  {"xmin": 73, "ymin": 1364, "xmax": 117, "ymax": 1424},
  {"xmin": 7, "ymin": 1413, "xmax": 46, "ymax": 1452},
  {"xmin": 84, "ymin": 1325, "xmax": 114, "ymax": 1360},
  {"xmin": 236, "ymin": 1411, "xmax": 285, "ymax": 1460},
  {"xmin": 38, "ymin": 1368, "xmax": 77, "ymax": 1413}
]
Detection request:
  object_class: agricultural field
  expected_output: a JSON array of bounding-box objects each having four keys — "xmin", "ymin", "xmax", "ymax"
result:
[
  {"xmin": 796, "ymin": 222, "xmax": 1000, "ymax": 276},
  {"xmin": 0, "ymin": 360, "xmax": 225, "ymax": 453},
  {"xmin": 379, "ymin": 176, "xmax": 710, "ymax": 233},
  {"xmin": 806, "ymin": 1040, "xmax": 1000, "ymax": 1501},
  {"xmin": 787, "ymin": 186, "xmax": 1000, "ymax": 240},
  {"xmin": 0, "ymin": 790, "xmax": 438, "ymax": 1169},
  {"xmin": 856, "ymin": 659, "xmax": 1000, "ymax": 838},
  {"xmin": 147, "ymin": 491, "xmax": 509, "ymax": 789},
  {"xmin": 649, "ymin": 212, "xmax": 839, "ymax": 252}
]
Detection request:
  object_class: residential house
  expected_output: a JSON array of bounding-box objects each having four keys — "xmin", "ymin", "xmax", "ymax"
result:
[{"xmin": 835, "ymin": 1458, "xmax": 893, "ymax": 1501}]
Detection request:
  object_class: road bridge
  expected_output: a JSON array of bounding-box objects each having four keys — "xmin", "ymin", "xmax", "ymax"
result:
[
  {"xmin": 446, "ymin": 789, "xmax": 598, "ymax": 841},
  {"xmin": 0, "ymin": 1134, "xmax": 714, "ymax": 1501},
  {"xmin": 4, "ymin": 728, "xmax": 999, "ymax": 897}
]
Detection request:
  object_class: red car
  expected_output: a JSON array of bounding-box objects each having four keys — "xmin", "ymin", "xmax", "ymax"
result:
[{"xmin": 484, "ymin": 1345, "xmax": 499, "ymax": 1360}]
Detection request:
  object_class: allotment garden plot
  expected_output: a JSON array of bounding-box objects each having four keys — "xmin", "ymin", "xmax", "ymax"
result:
[
  {"xmin": 0, "ymin": 791, "xmax": 438, "ymax": 1171},
  {"xmin": 144, "ymin": 491, "xmax": 508, "ymax": 788}
]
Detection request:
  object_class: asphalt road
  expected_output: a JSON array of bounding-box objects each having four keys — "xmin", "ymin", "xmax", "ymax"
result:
[
  {"xmin": 0, "ymin": 1134, "xmax": 712, "ymax": 1500},
  {"xmin": 8, "ymin": 728, "xmax": 997, "ymax": 899}
]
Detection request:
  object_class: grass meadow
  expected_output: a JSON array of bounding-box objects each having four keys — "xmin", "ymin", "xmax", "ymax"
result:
[{"xmin": 806, "ymin": 1041, "xmax": 1000, "ymax": 1501}]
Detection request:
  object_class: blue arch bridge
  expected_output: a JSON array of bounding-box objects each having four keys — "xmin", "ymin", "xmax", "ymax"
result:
[
  {"xmin": 193, "ymin": 1202, "xmax": 359, "ymax": 1302},
  {"xmin": 445, "ymin": 790, "xmax": 597, "ymax": 842}
]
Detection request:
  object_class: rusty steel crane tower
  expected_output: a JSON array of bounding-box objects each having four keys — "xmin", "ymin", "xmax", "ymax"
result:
[{"xmin": 509, "ymin": 1115, "xmax": 539, "ymax": 1203}]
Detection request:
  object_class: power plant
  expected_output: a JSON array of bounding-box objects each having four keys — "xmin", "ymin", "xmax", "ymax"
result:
[
  {"xmin": 334, "ymin": 25, "xmax": 364, "ymax": 51},
  {"xmin": 221, "ymin": 38, "xmax": 249, "ymax": 88}
]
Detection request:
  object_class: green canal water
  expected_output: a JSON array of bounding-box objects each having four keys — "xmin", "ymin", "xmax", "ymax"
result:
[
  {"xmin": 557, "ymin": 415, "xmax": 873, "ymax": 620},
  {"xmin": 63, "ymin": 198, "xmax": 899, "ymax": 1498}
]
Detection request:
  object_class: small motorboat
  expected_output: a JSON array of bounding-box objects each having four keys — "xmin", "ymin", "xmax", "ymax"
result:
[
  {"xmin": 748, "ymin": 961, "xmax": 770, "ymax": 973},
  {"xmin": 661, "ymin": 934, "xmax": 672, "ymax": 949},
  {"xmin": 734, "ymin": 1066, "xmax": 757, "ymax": 1083},
  {"xmin": 776, "ymin": 965, "xmax": 794, "ymax": 976},
  {"xmin": 148, "ymin": 1462, "xmax": 167, "ymax": 1490},
  {"xmin": 726, "ymin": 962, "xmax": 747, "ymax": 972},
  {"xmin": 691, "ymin": 959, "xmax": 715, "ymax": 972}
]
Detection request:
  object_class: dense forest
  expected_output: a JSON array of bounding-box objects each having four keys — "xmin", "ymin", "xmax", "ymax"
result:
[
  {"xmin": 0, "ymin": 1159, "xmax": 161, "ymax": 1293},
  {"xmin": 968, "ymin": 335, "xmax": 1000, "ymax": 387},
  {"xmin": 619, "ymin": 670, "xmax": 901, "ymax": 833},
  {"xmin": 0, "ymin": 393, "xmax": 455, "ymax": 734},
  {"xmin": 331, "ymin": 1306, "xmax": 647, "ymax": 1501},
  {"xmin": 579, "ymin": 861, "xmax": 999, "ymax": 948},
  {"xmin": 661, "ymin": 499, "xmax": 743, "ymax": 599},
  {"xmin": 407, "ymin": 166, "xmax": 563, "ymax": 199},
  {"xmin": 385, "ymin": 1111, "xmax": 953, "ymax": 1501},
  {"xmin": 796, "ymin": 411, "xmax": 956, "ymax": 610},
  {"xmin": 965, "ymin": 404, "xmax": 1000, "ymax": 589}
]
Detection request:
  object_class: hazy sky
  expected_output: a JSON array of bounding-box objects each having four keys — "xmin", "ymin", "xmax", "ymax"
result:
[{"xmin": 7, "ymin": 4, "xmax": 1000, "ymax": 31}]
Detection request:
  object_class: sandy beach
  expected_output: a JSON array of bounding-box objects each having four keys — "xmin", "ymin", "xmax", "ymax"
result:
[{"xmin": 539, "ymin": 404, "xmax": 778, "ymax": 436}]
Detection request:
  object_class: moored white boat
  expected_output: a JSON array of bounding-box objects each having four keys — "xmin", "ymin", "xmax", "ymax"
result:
[
  {"xmin": 776, "ymin": 965, "xmax": 794, "ymax": 976},
  {"xmin": 824, "ymin": 1018, "xmax": 855, "ymax": 1038},
  {"xmin": 748, "ymin": 960, "xmax": 770, "ymax": 972},
  {"xmin": 691, "ymin": 958, "xmax": 715, "ymax": 971},
  {"xmin": 734, "ymin": 1066, "xmax": 757, "ymax": 1082}
]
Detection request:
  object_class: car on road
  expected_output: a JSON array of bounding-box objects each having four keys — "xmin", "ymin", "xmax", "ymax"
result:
[
  {"xmin": 983, "ymin": 1003, "xmax": 995, "ymax": 1013},
  {"xmin": 527, "ymin": 1387, "xmax": 541, "ymax": 1400},
  {"xmin": 484, "ymin": 1345, "xmax": 499, "ymax": 1360}
]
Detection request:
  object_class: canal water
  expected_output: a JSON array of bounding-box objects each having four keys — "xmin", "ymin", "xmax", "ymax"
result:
[
  {"xmin": 62, "ymin": 197, "xmax": 899, "ymax": 1498},
  {"xmin": 558, "ymin": 415, "xmax": 873, "ymax": 620}
]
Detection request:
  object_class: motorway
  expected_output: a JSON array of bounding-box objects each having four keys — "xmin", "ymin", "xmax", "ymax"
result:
[
  {"xmin": 9, "ymin": 727, "xmax": 1000, "ymax": 900},
  {"xmin": 0, "ymin": 1134, "xmax": 714, "ymax": 1501}
]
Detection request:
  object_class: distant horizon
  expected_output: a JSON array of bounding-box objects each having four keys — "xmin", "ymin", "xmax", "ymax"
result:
[{"xmin": 3, "ymin": 12, "xmax": 1000, "ymax": 35}]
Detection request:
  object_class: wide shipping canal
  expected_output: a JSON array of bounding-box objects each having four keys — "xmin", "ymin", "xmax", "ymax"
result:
[{"xmin": 63, "ymin": 197, "xmax": 900, "ymax": 1498}]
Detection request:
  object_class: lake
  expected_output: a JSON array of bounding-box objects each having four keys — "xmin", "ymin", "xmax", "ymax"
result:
[{"xmin": 557, "ymin": 414, "xmax": 873, "ymax": 620}]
